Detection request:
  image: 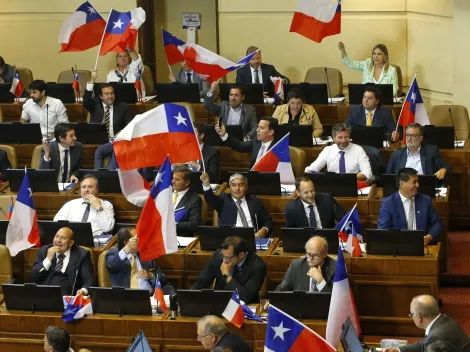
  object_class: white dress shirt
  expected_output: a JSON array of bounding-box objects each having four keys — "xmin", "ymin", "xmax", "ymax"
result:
[
  {"xmin": 305, "ymin": 142, "xmax": 372, "ymax": 180},
  {"xmin": 227, "ymin": 105, "xmax": 243, "ymax": 126},
  {"xmin": 21, "ymin": 96, "xmax": 69, "ymax": 138},
  {"xmin": 399, "ymin": 192, "xmax": 416, "ymax": 230},
  {"xmin": 54, "ymin": 197, "xmax": 115, "ymax": 236},
  {"xmin": 364, "ymin": 108, "xmax": 376, "ymax": 123},
  {"xmin": 173, "ymin": 188, "xmax": 190, "ymax": 209},
  {"xmin": 405, "ymin": 147, "xmax": 424, "ymax": 175},
  {"xmin": 232, "ymin": 196, "xmax": 254, "ymax": 227},
  {"xmin": 250, "ymin": 66, "xmax": 263, "ymax": 84},
  {"xmin": 118, "ymin": 249, "xmax": 153, "ymax": 293},
  {"xmin": 106, "ymin": 54, "xmax": 145, "ymax": 96},
  {"xmin": 301, "ymin": 199, "xmax": 322, "ymax": 228},
  {"xmin": 255, "ymin": 140, "xmax": 274, "ymax": 161}
]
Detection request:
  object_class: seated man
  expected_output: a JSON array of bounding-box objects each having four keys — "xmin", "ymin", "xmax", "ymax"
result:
[
  {"xmin": 305, "ymin": 123, "xmax": 372, "ymax": 182},
  {"xmin": 54, "ymin": 174, "xmax": 115, "ymax": 237},
  {"xmin": 204, "ymin": 82, "xmax": 257, "ymax": 140},
  {"xmin": 236, "ymin": 46, "xmax": 289, "ymax": 97},
  {"xmin": 40, "ymin": 123, "xmax": 83, "ymax": 183},
  {"xmin": 284, "ymin": 176, "xmax": 345, "ymax": 228},
  {"xmin": 31, "ymin": 227, "xmax": 94, "ymax": 296},
  {"xmin": 276, "ymin": 236, "xmax": 336, "ymax": 292},
  {"xmin": 172, "ymin": 166, "xmax": 202, "ymax": 237},
  {"xmin": 345, "ymin": 86, "xmax": 399, "ymax": 141},
  {"xmin": 106, "ymin": 227, "xmax": 170, "ymax": 295},
  {"xmin": 20, "ymin": 80, "xmax": 69, "ymax": 139},
  {"xmin": 169, "ymin": 60, "xmax": 210, "ymax": 98},
  {"xmin": 201, "ymin": 172, "xmax": 272, "ymax": 238},
  {"xmin": 196, "ymin": 315, "xmax": 252, "ymax": 352},
  {"xmin": 386, "ymin": 123, "xmax": 452, "ymax": 182},
  {"xmin": 378, "ymin": 168, "xmax": 443, "ymax": 245},
  {"xmin": 0, "ymin": 56, "xmax": 14, "ymax": 83},
  {"xmin": 0, "ymin": 148, "xmax": 11, "ymax": 181},
  {"xmin": 191, "ymin": 236, "xmax": 266, "ymax": 304},
  {"xmin": 43, "ymin": 326, "xmax": 72, "ymax": 352},
  {"xmin": 383, "ymin": 295, "xmax": 469, "ymax": 352}
]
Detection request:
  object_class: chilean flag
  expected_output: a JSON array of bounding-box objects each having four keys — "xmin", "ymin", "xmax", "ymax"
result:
[
  {"xmin": 290, "ymin": 0, "xmax": 341, "ymax": 43},
  {"xmin": 10, "ymin": 71, "xmax": 24, "ymax": 98},
  {"xmin": 397, "ymin": 75, "xmax": 430, "ymax": 128},
  {"xmin": 58, "ymin": 2, "xmax": 106, "ymax": 52},
  {"xmin": 136, "ymin": 156, "xmax": 178, "ymax": 261},
  {"xmin": 6, "ymin": 171, "xmax": 40, "ymax": 256},
  {"xmin": 6, "ymin": 204, "xmax": 12, "ymax": 220},
  {"xmin": 265, "ymin": 305, "xmax": 336, "ymax": 352},
  {"xmin": 72, "ymin": 71, "xmax": 80, "ymax": 94},
  {"xmin": 99, "ymin": 8, "xmax": 146, "ymax": 56},
  {"xmin": 113, "ymin": 103, "xmax": 202, "ymax": 171},
  {"xmin": 134, "ymin": 69, "xmax": 143, "ymax": 100},
  {"xmin": 162, "ymin": 29, "xmax": 257, "ymax": 83},
  {"xmin": 252, "ymin": 133, "xmax": 295, "ymax": 184},
  {"xmin": 153, "ymin": 276, "xmax": 168, "ymax": 312},
  {"xmin": 271, "ymin": 76, "xmax": 284, "ymax": 105},
  {"xmin": 222, "ymin": 290, "xmax": 245, "ymax": 328},
  {"xmin": 335, "ymin": 204, "xmax": 363, "ymax": 257},
  {"xmin": 62, "ymin": 294, "xmax": 93, "ymax": 322},
  {"xmin": 326, "ymin": 247, "xmax": 360, "ymax": 348},
  {"xmin": 116, "ymin": 162, "xmax": 152, "ymax": 207}
]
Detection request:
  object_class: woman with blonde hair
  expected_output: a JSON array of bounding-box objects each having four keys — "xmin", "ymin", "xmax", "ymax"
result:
[{"xmin": 106, "ymin": 45, "xmax": 145, "ymax": 96}]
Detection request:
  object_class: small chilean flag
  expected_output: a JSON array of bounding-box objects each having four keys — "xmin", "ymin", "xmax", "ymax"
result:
[
  {"xmin": 252, "ymin": 133, "xmax": 295, "ymax": 184},
  {"xmin": 6, "ymin": 204, "xmax": 12, "ymax": 220},
  {"xmin": 134, "ymin": 69, "xmax": 142, "ymax": 99},
  {"xmin": 153, "ymin": 276, "xmax": 168, "ymax": 312},
  {"xmin": 10, "ymin": 71, "xmax": 24, "ymax": 98},
  {"xmin": 72, "ymin": 71, "xmax": 80, "ymax": 93},
  {"xmin": 222, "ymin": 290, "xmax": 245, "ymax": 328},
  {"xmin": 290, "ymin": 0, "xmax": 341, "ymax": 43},
  {"xmin": 62, "ymin": 294, "xmax": 93, "ymax": 322},
  {"xmin": 397, "ymin": 75, "xmax": 430, "ymax": 129},
  {"xmin": 271, "ymin": 76, "xmax": 284, "ymax": 105}
]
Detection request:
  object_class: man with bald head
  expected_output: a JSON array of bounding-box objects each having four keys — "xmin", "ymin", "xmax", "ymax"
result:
[
  {"xmin": 31, "ymin": 227, "xmax": 94, "ymax": 296},
  {"xmin": 384, "ymin": 295, "xmax": 469, "ymax": 352},
  {"xmin": 275, "ymin": 236, "xmax": 336, "ymax": 292},
  {"xmin": 196, "ymin": 315, "xmax": 251, "ymax": 351}
]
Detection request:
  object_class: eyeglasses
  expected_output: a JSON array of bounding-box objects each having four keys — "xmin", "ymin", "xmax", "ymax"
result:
[
  {"xmin": 305, "ymin": 251, "xmax": 325, "ymax": 260},
  {"xmin": 408, "ymin": 312, "xmax": 419, "ymax": 318},
  {"xmin": 220, "ymin": 250, "xmax": 236, "ymax": 261},
  {"xmin": 405, "ymin": 134, "xmax": 420, "ymax": 139},
  {"xmin": 197, "ymin": 333, "xmax": 210, "ymax": 341}
]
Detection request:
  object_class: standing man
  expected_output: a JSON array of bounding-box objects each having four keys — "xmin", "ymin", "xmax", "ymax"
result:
[
  {"xmin": 0, "ymin": 56, "xmax": 14, "ymax": 83},
  {"xmin": 170, "ymin": 60, "xmax": 210, "ymax": 98},
  {"xmin": 196, "ymin": 315, "xmax": 252, "ymax": 351}
]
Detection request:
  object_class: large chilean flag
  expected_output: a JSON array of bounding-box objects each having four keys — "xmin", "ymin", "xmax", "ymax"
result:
[
  {"xmin": 397, "ymin": 75, "xmax": 430, "ymax": 128},
  {"xmin": 290, "ymin": 0, "xmax": 341, "ymax": 43}
]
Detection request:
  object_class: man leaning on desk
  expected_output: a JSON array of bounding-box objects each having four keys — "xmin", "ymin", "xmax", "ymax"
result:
[{"xmin": 377, "ymin": 168, "xmax": 444, "ymax": 246}]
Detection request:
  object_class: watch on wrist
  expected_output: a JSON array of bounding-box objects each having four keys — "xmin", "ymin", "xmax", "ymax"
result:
[{"xmin": 97, "ymin": 206, "xmax": 103, "ymax": 212}]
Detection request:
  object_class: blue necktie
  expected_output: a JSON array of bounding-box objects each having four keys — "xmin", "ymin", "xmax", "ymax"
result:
[
  {"xmin": 62, "ymin": 149, "xmax": 69, "ymax": 183},
  {"xmin": 186, "ymin": 73, "xmax": 192, "ymax": 83},
  {"xmin": 339, "ymin": 151, "xmax": 346, "ymax": 174},
  {"xmin": 308, "ymin": 204, "xmax": 317, "ymax": 229}
]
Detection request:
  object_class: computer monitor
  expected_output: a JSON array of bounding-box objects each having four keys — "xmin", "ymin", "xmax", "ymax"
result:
[
  {"xmin": 177, "ymin": 289, "xmax": 235, "ymax": 317},
  {"xmin": 2, "ymin": 283, "xmax": 64, "ymax": 312},
  {"xmin": 281, "ymin": 228, "xmax": 339, "ymax": 254},
  {"xmin": 88, "ymin": 286, "xmax": 152, "ymax": 316},
  {"xmin": 113, "ymin": 222, "xmax": 136, "ymax": 234},
  {"xmin": 348, "ymin": 84, "xmax": 394, "ymax": 105},
  {"xmin": 304, "ymin": 173, "xmax": 358, "ymax": 197},
  {"xmin": 78, "ymin": 169, "xmax": 121, "ymax": 193},
  {"xmin": 38, "ymin": 220, "xmax": 94, "ymax": 247},
  {"xmin": 350, "ymin": 126, "xmax": 386, "ymax": 148},
  {"xmin": 155, "ymin": 83, "xmax": 201, "ymax": 103},
  {"xmin": 423, "ymin": 125, "xmax": 455, "ymax": 149},
  {"xmin": 219, "ymin": 83, "xmax": 264, "ymax": 104},
  {"xmin": 201, "ymin": 124, "xmax": 243, "ymax": 146},
  {"xmin": 93, "ymin": 82, "xmax": 137, "ymax": 104},
  {"xmin": 6, "ymin": 169, "xmax": 59, "ymax": 192},
  {"xmin": 380, "ymin": 174, "xmax": 437, "ymax": 198},
  {"xmin": 0, "ymin": 220, "xmax": 8, "ymax": 245},
  {"xmin": 268, "ymin": 291, "xmax": 331, "ymax": 319},
  {"xmin": 0, "ymin": 123, "xmax": 42, "ymax": 144},
  {"xmin": 340, "ymin": 317, "xmax": 363, "ymax": 352},
  {"xmin": 365, "ymin": 229, "xmax": 425, "ymax": 256},
  {"xmin": 277, "ymin": 124, "xmax": 314, "ymax": 147},
  {"xmin": 0, "ymin": 83, "xmax": 15, "ymax": 103},
  {"xmin": 283, "ymin": 83, "xmax": 329, "ymax": 104},
  {"xmin": 198, "ymin": 226, "xmax": 256, "ymax": 252},
  {"xmin": 70, "ymin": 123, "xmax": 109, "ymax": 145},
  {"xmin": 227, "ymin": 171, "xmax": 281, "ymax": 196},
  {"xmin": 46, "ymin": 83, "xmax": 76, "ymax": 103}
]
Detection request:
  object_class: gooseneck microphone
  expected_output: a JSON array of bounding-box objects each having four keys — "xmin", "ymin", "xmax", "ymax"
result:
[
  {"xmin": 324, "ymin": 67, "xmax": 333, "ymax": 104},
  {"xmin": 169, "ymin": 294, "xmax": 178, "ymax": 320},
  {"xmin": 46, "ymin": 103, "xmax": 49, "ymax": 140},
  {"xmin": 448, "ymin": 108, "xmax": 459, "ymax": 148}
]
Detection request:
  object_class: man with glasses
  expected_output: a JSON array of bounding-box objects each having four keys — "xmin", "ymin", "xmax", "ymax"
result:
[
  {"xmin": 383, "ymin": 295, "xmax": 468, "ymax": 352},
  {"xmin": 191, "ymin": 236, "xmax": 266, "ymax": 304},
  {"xmin": 386, "ymin": 123, "xmax": 452, "ymax": 181},
  {"xmin": 275, "ymin": 236, "xmax": 336, "ymax": 292},
  {"xmin": 196, "ymin": 315, "xmax": 251, "ymax": 351}
]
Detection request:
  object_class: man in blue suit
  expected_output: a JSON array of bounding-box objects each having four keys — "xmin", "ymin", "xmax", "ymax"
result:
[
  {"xmin": 345, "ymin": 86, "xmax": 399, "ymax": 141},
  {"xmin": 377, "ymin": 168, "xmax": 443, "ymax": 245}
]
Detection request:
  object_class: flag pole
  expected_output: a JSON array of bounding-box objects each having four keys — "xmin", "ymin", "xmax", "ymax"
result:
[
  {"xmin": 189, "ymin": 114, "xmax": 205, "ymax": 173},
  {"xmin": 339, "ymin": 203, "xmax": 357, "ymax": 233},
  {"xmin": 94, "ymin": 8, "xmax": 113, "ymax": 71},
  {"xmin": 395, "ymin": 72, "xmax": 417, "ymax": 131}
]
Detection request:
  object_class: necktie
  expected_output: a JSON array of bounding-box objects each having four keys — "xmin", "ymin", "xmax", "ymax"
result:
[
  {"xmin": 256, "ymin": 144, "xmax": 266, "ymax": 163},
  {"xmin": 54, "ymin": 254, "xmax": 66, "ymax": 272},
  {"xmin": 81, "ymin": 203, "xmax": 91, "ymax": 222},
  {"xmin": 186, "ymin": 73, "xmax": 192, "ymax": 83},
  {"xmin": 308, "ymin": 204, "xmax": 317, "ymax": 229},
  {"xmin": 310, "ymin": 279, "xmax": 318, "ymax": 292},
  {"xmin": 407, "ymin": 199, "xmax": 415, "ymax": 230},
  {"xmin": 61, "ymin": 149, "xmax": 69, "ymax": 183},
  {"xmin": 104, "ymin": 106, "xmax": 111, "ymax": 138},
  {"xmin": 173, "ymin": 191, "xmax": 178, "ymax": 206},
  {"xmin": 366, "ymin": 111, "xmax": 373, "ymax": 126},
  {"xmin": 235, "ymin": 200, "xmax": 249, "ymax": 227},
  {"xmin": 339, "ymin": 151, "xmax": 346, "ymax": 173},
  {"xmin": 254, "ymin": 69, "xmax": 260, "ymax": 84},
  {"xmin": 130, "ymin": 255, "xmax": 138, "ymax": 288}
]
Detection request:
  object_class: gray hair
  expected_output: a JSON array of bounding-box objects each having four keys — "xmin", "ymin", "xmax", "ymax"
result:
[
  {"xmin": 229, "ymin": 173, "xmax": 248, "ymax": 185},
  {"xmin": 197, "ymin": 315, "xmax": 227, "ymax": 337},
  {"xmin": 332, "ymin": 123, "xmax": 351, "ymax": 139},
  {"xmin": 411, "ymin": 295, "xmax": 440, "ymax": 319}
]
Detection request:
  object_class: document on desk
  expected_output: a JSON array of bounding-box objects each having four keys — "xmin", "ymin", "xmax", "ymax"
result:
[
  {"xmin": 358, "ymin": 186, "xmax": 371, "ymax": 196},
  {"xmin": 177, "ymin": 236, "xmax": 197, "ymax": 247},
  {"xmin": 328, "ymin": 97, "xmax": 345, "ymax": 103},
  {"xmin": 58, "ymin": 183, "xmax": 73, "ymax": 191},
  {"xmin": 455, "ymin": 140, "xmax": 465, "ymax": 148},
  {"xmin": 313, "ymin": 137, "xmax": 333, "ymax": 145},
  {"xmin": 142, "ymin": 95, "xmax": 157, "ymax": 102},
  {"xmin": 281, "ymin": 184, "xmax": 296, "ymax": 194}
]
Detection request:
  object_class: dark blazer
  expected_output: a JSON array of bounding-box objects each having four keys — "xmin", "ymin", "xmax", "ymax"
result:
[
  {"xmin": 275, "ymin": 256, "xmax": 336, "ymax": 292},
  {"xmin": 174, "ymin": 69, "xmax": 210, "ymax": 98},
  {"xmin": 191, "ymin": 250, "xmax": 266, "ymax": 304},
  {"xmin": 83, "ymin": 88, "xmax": 129, "ymax": 136},
  {"xmin": 1, "ymin": 63, "xmax": 14, "ymax": 83},
  {"xmin": 236, "ymin": 63, "xmax": 290, "ymax": 96},
  {"xmin": 377, "ymin": 192, "xmax": 444, "ymax": 244},
  {"xmin": 0, "ymin": 149, "xmax": 11, "ymax": 181},
  {"xmin": 401, "ymin": 315, "xmax": 470, "ymax": 352},
  {"xmin": 284, "ymin": 194, "xmax": 345, "ymax": 229},
  {"xmin": 386, "ymin": 144, "xmax": 452, "ymax": 176},
  {"xmin": 224, "ymin": 135, "xmax": 277, "ymax": 169},
  {"xmin": 31, "ymin": 245, "xmax": 94, "ymax": 294},
  {"xmin": 175, "ymin": 189, "xmax": 202, "ymax": 237},
  {"xmin": 203, "ymin": 190, "xmax": 272, "ymax": 233},
  {"xmin": 201, "ymin": 144, "xmax": 220, "ymax": 182},
  {"xmin": 345, "ymin": 105, "xmax": 395, "ymax": 134},
  {"xmin": 39, "ymin": 141, "xmax": 83, "ymax": 180},
  {"xmin": 204, "ymin": 95, "xmax": 257, "ymax": 140},
  {"xmin": 217, "ymin": 332, "xmax": 252, "ymax": 352}
]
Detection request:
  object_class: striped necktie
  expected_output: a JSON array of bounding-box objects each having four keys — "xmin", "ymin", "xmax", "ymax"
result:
[{"xmin": 104, "ymin": 106, "xmax": 111, "ymax": 138}]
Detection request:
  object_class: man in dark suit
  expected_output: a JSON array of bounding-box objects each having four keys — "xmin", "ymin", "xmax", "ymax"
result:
[
  {"xmin": 0, "ymin": 149, "xmax": 11, "ymax": 181},
  {"xmin": 201, "ymin": 172, "xmax": 272, "ymax": 238},
  {"xmin": 0, "ymin": 56, "xmax": 14, "ymax": 83},
  {"xmin": 170, "ymin": 60, "xmax": 210, "ymax": 98},
  {"xmin": 40, "ymin": 123, "xmax": 83, "ymax": 183},
  {"xmin": 191, "ymin": 236, "xmax": 266, "ymax": 304},
  {"xmin": 386, "ymin": 123, "xmax": 452, "ymax": 183},
  {"xmin": 383, "ymin": 295, "xmax": 469, "ymax": 352},
  {"xmin": 345, "ymin": 86, "xmax": 399, "ymax": 141},
  {"xmin": 276, "ymin": 236, "xmax": 336, "ymax": 292},
  {"xmin": 196, "ymin": 315, "xmax": 252, "ymax": 351},
  {"xmin": 236, "ymin": 46, "xmax": 290, "ymax": 97},
  {"xmin": 204, "ymin": 82, "xmax": 257, "ymax": 140},
  {"xmin": 284, "ymin": 176, "xmax": 345, "ymax": 228},
  {"xmin": 378, "ymin": 168, "xmax": 443, "ymax": 245},
  {"xmin": 31, "ymin": 227, "xmax": 94, "ymax": 296}
]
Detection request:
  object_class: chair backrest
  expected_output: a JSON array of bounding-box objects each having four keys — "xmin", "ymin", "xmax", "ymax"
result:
[
  {"xmin": 174, "ymin": 102, "xmax": 196, "ymax": 122},
  {"xmin": 0, "ymin": 105, "xmax": 3, "ymax": 122},
  {"xmin": 97, "ymin": 249, "xmax": 112, "ymax": 287},
  {"xmin": 31, "ymin": 145, "xmax": 43, "ymax": 169},
  {"xmin": 304, "ymin": 67, "xmax": 343, "ymax": 97},
  {"xmin": 289, "ymin": 146, "xmax": 306, "ymax": 179},
  {"xmin": 429, "ymin": 105, "xmax": 470, "ymax": 140},
  {"xmin": 199, "ymin": 195, "xmax": 208, "ymax": 225},
  {"xmin": 0, "ymin": 145, "xmax": 17, "ymax": 169},
  {"xmin": 0, "ymin": 245, "xmax": 12, "ymax": 292},
  {"xmin": 16, "ymin": 68, "xmax": 33, "ymax": 90},
  {"xmin": 141, "ymin": 65, "xmax": 154, "ymax": 95},
  {"xmin": 57, "ymin": 70, "xmax": 91, "ymax": 94},
  {"xmin": 390, "ymin": 64, "xmax": 404, "ymax": 97}
]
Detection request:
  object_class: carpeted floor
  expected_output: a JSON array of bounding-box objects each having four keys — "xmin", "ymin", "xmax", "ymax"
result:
[
  {"xmin": 446, "ymin": 232, "xmax": 470, "ymax": 276},
  {"xmin": 440, "ymin": 287, "xmax": 470, "ymax": 334}
]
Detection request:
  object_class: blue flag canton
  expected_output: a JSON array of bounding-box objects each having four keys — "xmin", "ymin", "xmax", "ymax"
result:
[
  {"xmin": 334, "ymin": 246, "xmax": 348, "ymax": 282},
  {"xmin": 150, "ymin": 157, "xmax": 172, "ymax": 199},
  {"xmin": 17, "ymin": 173, "xmax": 35, "ymax": 208},
  {"xmin": 406, "ymin": 80, "xmax": 424, "ymax": 113},
  {"xmin": 164, "ymin": 104, "xmax": 195, "ymax": 134},
  {"xmin": 77, "ymin": 2, "xmax": 102, "ymax": 23},
  {"xmin": 272, "ymin": 136, "xmax": 291, "ymax": 163},
  {"xmin": 265, "ymin": 307, "xmax": 304, "ymax": 351},
  {"xmin": 105, "ymin": 10, "xmax": 131, "ymax": 34},
  {"xmin": 162, "ymin": 29, "xmax": 186, "ymax": 47}
]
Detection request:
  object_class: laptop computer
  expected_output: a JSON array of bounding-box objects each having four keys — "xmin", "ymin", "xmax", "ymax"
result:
[
  {"xmin": 304, "ymin": 173, "xmax": 358, "ymax": 197},
  {"xmin": 198, "ymin": 226, "xmax": 256, "ymax": 252},
  {"xmin": 340, "ymin": 317, "xmax": 363, "ymax": 352},
  {"xmin": 380, "ymin": 174, "xmax": 437, "ymax": 198},
  {"xmin": 0, "ymin": 83, "xmax": 15, "ymax": 103},
  {"xmin": 177, "ymin": 289, "xmax": 234, "ymax": 317},
  {"xmin": 2, "ymin": 283, "xmax": 64, "ymax": 312},
  {"xmin": 6, "ymin": 169, "xmax": 59, "ymax": 192},
  {"xmin": 155, "ymin": 83, "xmax": 200, "ymax": 103},
  {"xmin": 38, "ymin": 220, "xmax": 94, "ymax": 247},
  {"xmin": 365, "ymin": 229, "xmax": 425, "ymax": 256},
  {"xmin": 281, "ymin": 228, "xmax": 339, "ymax": 254},
  {"xmin": 46, "ymin": 83, "xmax": 76, "ymax": 103},
  {"xmin": 277, "ymin": 124, "xmax": 314, "ymax": 147},
  {"xmin": 88, "ymin": 286, "xmax": 152, "ymax": 316},
  {"xmin": 283, "ymin": 83, "xmax": 329, "ymax": 104},
  {"xmin": 348, "ymin": 84, "xmax": 394, "ymax": 105},
  {"xmin": 268, "ymin": 291, "xmax": 331, "ymax": 319},
  {"xmin": 219, "ymin": 83, "xmax": 264, "ymax": 104}
]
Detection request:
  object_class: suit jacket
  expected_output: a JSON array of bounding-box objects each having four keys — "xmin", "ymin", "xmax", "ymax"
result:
[
  {"xmin": 401, "ymin": 315, "xmax": 470, "ymax": 352},
  {"xmin": 1, "ymin": 63, "xmax": 14, "ymax": 83},
  {"xmin": 345, "ymin": 105, "xmax": 395, "ymax": 135},
  {"xmin": 39, "ymin": 141, "xmax": 83, "ymax": 179},
  {"xmin": 191, "ymin": 250, "xmax": 266, "ymax": 304},
  {"xmin": 275, "ymin": 256, "xmax": 336, "ymax": 292},
  {"xmin": 217, "ymin": 332, "xmax": 252, "ymax": 352},
  {"xmin": 201, "ymin": 144, "xmax": 220, "ymax": 182},
  {"xmin": 204, "ymin": 96, "xmax": 257, "ymax": 139},
  {"xmin": 284, "ymin": 194, "xmax": 345, "ymax": 229},
  {"xmin": 224, "ymin": 135, "xmax": 277, "ymax": 169},
  {"xmin": 203, "ymin": 190, "xmax": 273, "ymax": 233},
  {"xmin": 236, "ymin": 63, "xmax": 290, "ymax": 96},
  {"xmin": 377, "ymin": 192, "xmax": 444, "ymax": 243},
  {"xmin": 174, "ymin": 69, "xmax": 210, "ymax": 98},
  {"xmin": 0, "ymin": 149, "xmax": 11, "ymax": 181},
  {"xmin": 175, "ymin": 189, "xmax": 202, "ymax": 237},
  {"xmin": 83, "ymin": 89, "xmax": 129, "ymax": 136},
  {"xmin": 30, "ymin": 245, "xmax": 94, "ymax": 294}
]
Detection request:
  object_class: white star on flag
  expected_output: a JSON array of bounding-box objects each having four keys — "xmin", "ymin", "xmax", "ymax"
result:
[
  {"xmin": 174, "ymin": 112, "xmax": 188, "ymax": 126},
  {"xmin": 87, "ymin": 7, "xmax": 96, "ymax": 14},
  {"xmin": 271, "ymin": 321, "xmax": 290, "ymax": 341},
  {"xmin": 27, "ymin": 188, "xmax": 32, "ymax": 197},
  {"xmin": 411, "ymin": 92, "xmax": 416, "ymax": 103},
  {"xmin": 113, "ymin": 18, "xmax": 125, "ymax": 29},
  {"xmin": 155, "ymin": 171, "xmax": 165, "ymax": 185}
]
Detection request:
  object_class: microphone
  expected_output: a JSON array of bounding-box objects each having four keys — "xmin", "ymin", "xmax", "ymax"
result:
[
  {"xmin": 46, "ymin": 103, "xmax": 50, "ymax": 141},
  {"xmin": 169, "ymin": 294, "xmax": 178, "ymax": 320},
  {"xmin": 70, "ymin": 267, "xmax": 79, "ymax": 297},
  {"xmin": 324, "ymin": 68, "xmax": 333, "ymax": 104},
  {"xmin": 448, "ymin": 108, "xmax": 459, "ymax": 148}
]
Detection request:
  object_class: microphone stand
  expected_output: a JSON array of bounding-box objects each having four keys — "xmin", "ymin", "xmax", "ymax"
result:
[{"xmin": 325, "ymin": 67, "xmax": 333, "ymax": 103}]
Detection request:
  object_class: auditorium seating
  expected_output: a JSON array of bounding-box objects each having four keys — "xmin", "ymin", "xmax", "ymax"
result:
[
  {"xmin": 429, "ymin": 105, "xmax": 470, "ymax": 140},
  {"xmin": 390, "ymin": 64, "xmax": 404, "ymax": 96},
  {"xmin": 142, "ymin": 64, "xmax": 155, "ymax": 95},
  {"xmin": 97, "ymin": 249, "xmax": 111, "ymax": 288},
  {"xmin": 16, "ymin": 68, "xmax": 33, "ymax": 90},
  {"xmin": 304, "ymin": 67, "xmax": 343, "ymax": 97},
  {"xmin": 0, "ymin": 145, "xmax": 17, "ymax": 168},
  {"xmin": 0, "ymin": 245, "xmax": 12, "ymax": 294},
  {"xmin": 30, "ymin": 145, "xmax": 42, "ymax": 169},
  {"xmin": 289, "ymin": 146, "xmax": 306, "ymax": 178},
  {"xmin": 57, "ymin": 70, "xmax": 91, "ymax": 95}
]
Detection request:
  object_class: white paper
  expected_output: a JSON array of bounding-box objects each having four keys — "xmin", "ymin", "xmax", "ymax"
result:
[
  {"xmin": 281, "ymin": 184, "xmax": 296, "ymax": 194},
  {"xmin": 313, "ymin": 137, "xmax": 333, "ymax": 145},
  {"xmin": 151, "ymin": 294, "xmax": 170, "ymax": 307},
  {"xmin": 142, "ymin": 95, "xmax": 157, "ymax": 102},
  {"xmin": 58, "ymin": 183, "xmax": 73, "ymax": 191},
  {"xmin": 393, "ymin": 97, "xmax": 404, "ymax": 104},
  {"xmin": 358, "ymin": 186, "xmax": 371, "ymax": 196},
  {"xmin": 177, "ymin": 236, "xmax": 197, "ymax": 247},
  {"xmin": 455, "ymin": 140, "xmax": 465, "ymax": 148},
  {"xmin": 264, "ymin": 98, "xmax": 275, "ymax": 104},
  {"xmin": 328, "ymin": 97, "xmax": 345, "ymax": 103},
  {"xmin": 18, "ymin": 97, "xmax": 27, "ymax": 103},
  {"xmin": 437, "ymin": 187, "xmax": 447, "ymax": 197}
]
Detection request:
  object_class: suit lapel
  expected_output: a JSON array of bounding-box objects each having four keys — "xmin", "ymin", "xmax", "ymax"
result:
[
  {"xmin": 295, "ymin": 198, "xmax": 310, "ymax": 227},
  {"xmin": 394, "ymin": 193, "xmax": 407, "ymax": 228},
  {"xmin": 53, "ymin": 144, "xmax": 61, "ymax": 172},
  {"xmin": 177, "ymin": 191, "xmax": 191, "ymax": 209},
  {"xmin": 399, "ymin": 148, "xmax": 408, "ymax": 170},
  {"xmin": 420, "ymin": 147, "xmax": 426, "ymax": 174},
  {"xmin": 414, "ymin": 194, "xmax": 423, "ymax": 231},
  {"xmin": 300, "ymin": 259, "xmax": 311, "ymax": 291},
  {"xmin": 246, "ymin": 196, "xmax": 256, "ymax": 230}
]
